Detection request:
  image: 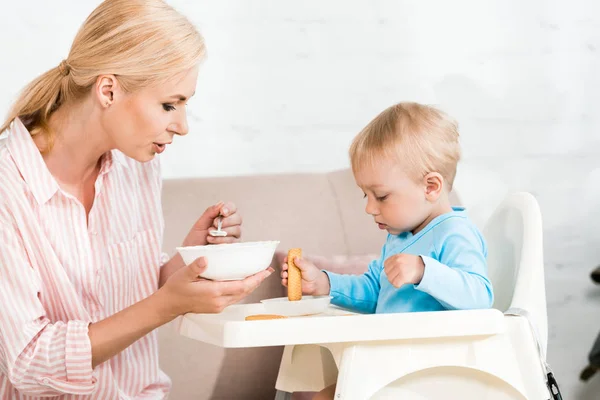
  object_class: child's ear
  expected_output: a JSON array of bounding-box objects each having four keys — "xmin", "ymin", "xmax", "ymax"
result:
[{"xmin": 423, "ymin": 172, "xmax": 444, "ymax": 201}]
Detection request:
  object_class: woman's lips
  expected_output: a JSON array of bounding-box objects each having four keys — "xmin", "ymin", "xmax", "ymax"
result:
[{"xmin": 153, "ymin": 142, "xmax": 169, "ymax": 154}]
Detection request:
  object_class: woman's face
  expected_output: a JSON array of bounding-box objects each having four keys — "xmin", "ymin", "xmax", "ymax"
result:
[{"xmin": 102, "ymin": 65, "xmax": 199, "ymax": 162}]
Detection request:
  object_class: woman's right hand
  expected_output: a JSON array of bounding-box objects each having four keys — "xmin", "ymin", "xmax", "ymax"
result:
[
  {"xmin": 160, "ymin": 257, "xmax": 273, "ymax": 316},
  {"xmin": 280, "ymin": 255, "xmax": 331, "ymax": 296}
]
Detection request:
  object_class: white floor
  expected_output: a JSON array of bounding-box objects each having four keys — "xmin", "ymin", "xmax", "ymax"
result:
[{"xmin": 546, "ymin": 262, "xmax": 600, "ymax": 399}]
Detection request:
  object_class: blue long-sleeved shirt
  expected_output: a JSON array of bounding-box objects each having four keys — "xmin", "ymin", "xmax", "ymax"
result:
[{"xmin": 324, "ymin": 207, "xmax": 494, "ymax": 314}]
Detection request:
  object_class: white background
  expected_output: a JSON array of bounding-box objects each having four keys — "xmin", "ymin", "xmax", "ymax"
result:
[{"xmin": 2, "ymin": 1, "xmax": 600, "ymax": 397}]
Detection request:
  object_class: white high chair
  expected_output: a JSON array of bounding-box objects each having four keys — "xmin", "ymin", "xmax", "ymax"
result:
[
  {"xmin": 272, "ymin": 192, "xmax": 553, "ymax": 399},
  {"xmin": 177, "ymin": 192, "xmax": 557, "ymax": 399}
]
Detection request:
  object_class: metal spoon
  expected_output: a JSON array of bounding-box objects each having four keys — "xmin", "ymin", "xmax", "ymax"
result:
[{"xmin": 209, "ymin": 217, "xmax": 228, "ymax": 237}]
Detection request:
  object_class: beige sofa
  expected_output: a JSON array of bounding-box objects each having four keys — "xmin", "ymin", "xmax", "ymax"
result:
[{"xmin": 158, "ymin": 169, "xmax": 457, "ymax": 399}]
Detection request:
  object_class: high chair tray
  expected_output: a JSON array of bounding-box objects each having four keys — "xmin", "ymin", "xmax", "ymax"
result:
[{"xmin": 178, "ymin": 303, "xmax": 505, "ymax": 348}]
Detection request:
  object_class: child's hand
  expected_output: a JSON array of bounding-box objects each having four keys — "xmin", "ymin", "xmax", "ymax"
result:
[
  {"xmin": 280, "ymin": 255, "xmax": 330, "ymax": 296},
  {"xmin": 384, "ymin": 254, "xmax": 425, "ymax": 288}
]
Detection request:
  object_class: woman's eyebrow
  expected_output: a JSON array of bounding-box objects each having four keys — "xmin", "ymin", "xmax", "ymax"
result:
[{"xmin": 167, "ymin": 91, "xmax": 196, "ymax": 101}]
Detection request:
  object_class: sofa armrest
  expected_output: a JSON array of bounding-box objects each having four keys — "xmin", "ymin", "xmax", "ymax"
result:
[{"xmin": 273, "ymin": 252, "xmax": 376, "ymax": 276}]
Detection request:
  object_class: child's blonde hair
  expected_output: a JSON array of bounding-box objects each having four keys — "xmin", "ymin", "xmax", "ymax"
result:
[
  {"xmin": 1, "ymin": 0, "xmax": 205, "ymax": 151},
  {"xmin": 349, "ymin": 102, "xmax": 461, "ymax": 190}
]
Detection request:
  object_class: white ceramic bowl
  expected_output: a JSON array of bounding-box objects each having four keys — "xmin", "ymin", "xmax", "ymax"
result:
[
  {"xmin": 176, "ymin": 241, "xmax": 280, "ymax": 281},
  {"xmin": 260, "ymin": 296, "xmax": 331, "ymax": 317}
]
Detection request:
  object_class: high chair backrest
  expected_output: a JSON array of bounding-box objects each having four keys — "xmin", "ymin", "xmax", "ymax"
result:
[{"xmin": 482, "ymin": 192, "xmax": 548, "ymax": 351}]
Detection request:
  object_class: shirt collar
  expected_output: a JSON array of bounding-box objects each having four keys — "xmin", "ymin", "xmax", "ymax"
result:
[
  {"xmin": 6, "ymin": 118, "xmax": 128, "ymax": 205},
  {"xmin": 99, "ymin": 148, "xmax": 128, "ymax": 176},
  {"xmin": 6, "ymin": 118, "xmax": 60, "ymax": 205}
]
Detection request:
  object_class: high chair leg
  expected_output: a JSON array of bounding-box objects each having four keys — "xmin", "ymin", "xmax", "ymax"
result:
[{"xmin": 276, "ymin": 344, "xmax": 339, "ymax": 393}]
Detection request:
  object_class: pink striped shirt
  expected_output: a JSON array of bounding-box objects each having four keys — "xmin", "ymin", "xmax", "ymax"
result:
[{"xmin": 0, "ymin": 119, "xmax": 171, "ymax": 399}]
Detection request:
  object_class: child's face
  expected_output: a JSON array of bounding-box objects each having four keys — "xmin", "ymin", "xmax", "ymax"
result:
[{"xmin": 354, "ymin": 158, "xmax": 432, "ymax": 235}]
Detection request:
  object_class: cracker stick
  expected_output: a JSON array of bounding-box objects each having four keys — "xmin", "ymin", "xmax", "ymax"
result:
[
  {"xmin": 245, "ymin": 314, "xmax": 288, "ymax": 321},
  {"xmin": 287, "ymin": 248, "xmax": 303, "ymax": 301}
]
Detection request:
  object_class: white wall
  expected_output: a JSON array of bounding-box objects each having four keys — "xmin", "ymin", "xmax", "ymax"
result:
[{"xmin": 2, "ymin": 0, "xmax": 600, "ymax": 397}]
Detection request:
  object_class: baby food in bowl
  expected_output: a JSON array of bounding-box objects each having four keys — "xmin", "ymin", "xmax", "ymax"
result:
[{"xmin": 176, "ymin": 241, "xmax": 280, "ymax": 281}]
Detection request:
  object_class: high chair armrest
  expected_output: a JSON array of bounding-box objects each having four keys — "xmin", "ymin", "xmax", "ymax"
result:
[{"xmin": 179, "ymin": 304, "xmax": 505, "ymax": 348}]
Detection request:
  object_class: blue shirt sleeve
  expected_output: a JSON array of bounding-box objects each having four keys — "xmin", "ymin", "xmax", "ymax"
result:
[
  {"xmin": 414, "ymin": 225, "xmax": 494, "ymax": 310},
  {"xmin": 323, "ymin": 244, "xmax": 386, "ymax": 314}
]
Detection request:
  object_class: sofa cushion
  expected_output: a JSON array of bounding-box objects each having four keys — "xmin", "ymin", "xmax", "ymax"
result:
[
  {"xmin": 162, "ymin": 173, "xmax": 349, "ymax": 257},
  {"xmin": 159, "ymin": 172, "xmax": 358, "ymax": 400}
]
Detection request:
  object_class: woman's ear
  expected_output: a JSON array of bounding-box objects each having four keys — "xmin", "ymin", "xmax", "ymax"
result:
[
  {"xmin": 94, "ymin": 74, "xmax": 119, "ymax": 108},
  {"xmin": 423, "ymin": 172, "xmax": 444, "ymax": 201}
]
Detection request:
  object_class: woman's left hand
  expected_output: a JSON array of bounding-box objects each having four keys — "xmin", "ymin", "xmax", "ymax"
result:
[{"xmin": 182, "ymin": 201, "xmax": 242, "ymax": 247}]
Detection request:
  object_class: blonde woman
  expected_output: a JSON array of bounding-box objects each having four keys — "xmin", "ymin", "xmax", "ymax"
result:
[{"xmin": 0, "ymin": 0, "xmax": 272, "ymax": 398}]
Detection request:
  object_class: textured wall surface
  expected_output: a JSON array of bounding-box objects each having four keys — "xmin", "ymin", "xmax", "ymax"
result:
[{"xmin": 2, "ymin": 1, "xmax": 600, "ymax": 397}]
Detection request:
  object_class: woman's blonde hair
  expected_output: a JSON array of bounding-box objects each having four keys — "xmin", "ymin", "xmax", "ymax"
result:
[
  {"xmin": 0, "ymin": 0, "xmax": 205, "ymax": 151},
  {"xmin": 349, "ymin": 102, "xmax": 461, "ymax": 190}
]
